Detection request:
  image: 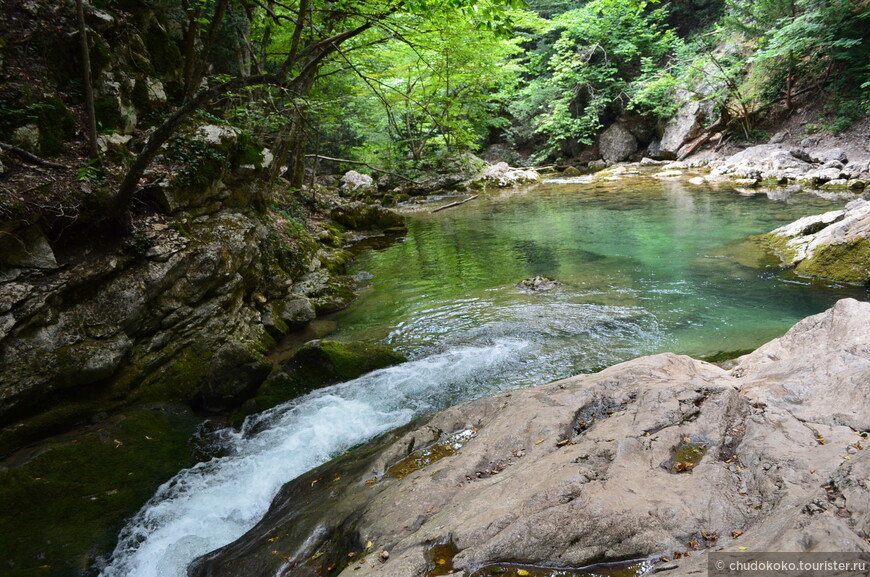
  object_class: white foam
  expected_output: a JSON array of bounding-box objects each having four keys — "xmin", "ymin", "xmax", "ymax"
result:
[{"xmin": 99, "ymin": 339, "xmax": 527, "ymax": 577}]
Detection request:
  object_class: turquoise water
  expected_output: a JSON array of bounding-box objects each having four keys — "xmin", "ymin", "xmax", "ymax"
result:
[
  {"xmin": 330, "ymin": 178, "xmax": 867, "ymax": 385},
  {"xmin": 102, "ymin": 176, "xmax": 869, "ymax": 577}
]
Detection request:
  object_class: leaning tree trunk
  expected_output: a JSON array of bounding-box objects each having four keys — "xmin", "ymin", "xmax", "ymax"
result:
[{"xmin": 75, "ymin": 0, "xmax": 99, "ymax": 160}]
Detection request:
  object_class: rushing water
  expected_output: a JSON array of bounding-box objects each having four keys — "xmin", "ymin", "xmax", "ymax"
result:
[{"xmin": 101, "ymin": 175, "xmax": 868, "ymax": 577}]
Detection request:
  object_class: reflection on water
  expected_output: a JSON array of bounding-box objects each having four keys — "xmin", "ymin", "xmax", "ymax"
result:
[
  {"xmin": 102, "ymin": 176, "xmax": 868, "ymax": 577},
  {"xmin": 330, "ymin": 178, "xmax": 868, "ymax": 371}
]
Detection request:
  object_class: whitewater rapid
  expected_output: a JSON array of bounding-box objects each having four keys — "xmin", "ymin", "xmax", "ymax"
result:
[
  {"xmin": 99, "ymin": 302, "xmax": 662, "ymax": 577},
  {"xmin": 99, "ymin": 339, "xmax": 531, "ymax": 577}
]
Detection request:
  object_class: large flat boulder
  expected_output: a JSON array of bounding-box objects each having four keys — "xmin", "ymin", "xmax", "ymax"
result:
[
  {"xmin": 191, "ymin": 298, "xmax": 870, "ymax": 577},
  {"xmin": 763, "ymin": 198, "xmax": 870, "ymax": 284}
]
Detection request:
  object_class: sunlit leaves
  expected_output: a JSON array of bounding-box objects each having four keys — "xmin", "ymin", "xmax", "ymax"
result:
[{"xmin": 521, "ymin": 0, "xmax": 679, "ymax": 156}]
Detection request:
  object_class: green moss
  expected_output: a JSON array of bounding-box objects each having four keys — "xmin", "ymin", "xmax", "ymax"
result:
[
  {"xmin": 94, "ymin": 97, "xmax": 125, "ymax": 132},
  {"xmin": 700, "ymin": 348, "xmax": 755, "ymax": 364},
  {"xmin": 143, "ymin": 25, "xmax": 182, "ymax": 77},
  {"xmin": 20, "ymin": 96, "xmax": 77, "ymax": 157},
  {"xmin": 755, "ymin": 232, "xmax": 798, "ymax": 266},
  {"xmin": 795, "ymin": 239, "xmax": 870, "ymax": 285},
  {"xmin": 133, "ymin": 344, "xmax": 211, "ymax": 403},
  {"xmin": 235, "ymin": 132, "xmax": 265, "ymax": 168},
  {"xmin": 132, "ymin": 77, "xmax": 152, "ymax": 112},
  {"xmin": 0, "ymin": 406, "xmax": 200, "ymax": 577},
  {"xmin": 248, "ymin": 340, "xmax": 406, "ymax": 413},
  {"xmin": 0, "ymin": 403, "xmax": 108, "ymax": 458}
]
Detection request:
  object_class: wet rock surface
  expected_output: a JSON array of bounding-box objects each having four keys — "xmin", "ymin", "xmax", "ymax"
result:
[{"xmin": 191, "ymin": 298, "xmax": 870, "ymax": 577}]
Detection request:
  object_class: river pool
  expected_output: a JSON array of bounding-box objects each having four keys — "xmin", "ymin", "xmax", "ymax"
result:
[{"xmin": 101, "ymin": 174, "xmax": 869, "ymax": 577}]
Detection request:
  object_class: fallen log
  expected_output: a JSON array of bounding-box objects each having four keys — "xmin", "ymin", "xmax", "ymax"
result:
[{"xmin": 431, "ymin": 194, "xmax": 478, "ymax": 213}]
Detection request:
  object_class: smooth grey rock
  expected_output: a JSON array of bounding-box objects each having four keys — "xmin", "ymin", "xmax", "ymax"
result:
[
  {"xmin": 647, "ymin": 138, "xmax": 663, "ymax": 159},
  {"xmin": 191, "ymin": 299, "xmax": 870, "ymax": 577},
  {"xmin": 815, "ymin": 148, "xmax": 848, "ymax": 164},
  {"xmin": 768, "ymin": 130, "xmax": 787, "ymax": 144},
  {"xmin": 599, "ymin": 123, "xmax": 638, "ymax": 163},
  {"xmin": 0, "ymin": 224, "xmax": 58, "ymax": 269}
]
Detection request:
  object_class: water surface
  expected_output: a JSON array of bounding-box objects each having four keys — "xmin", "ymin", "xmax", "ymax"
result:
[
  {"xmin": 331, "ymin": 178, "xmax": 866, "ymax": 372},
  {"xmin": 102, "ymin": 176, "xmax": 868, "ymax": 577}
]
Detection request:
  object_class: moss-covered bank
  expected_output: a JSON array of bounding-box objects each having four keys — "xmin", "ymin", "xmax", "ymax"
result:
[
  {"xmin": 0, "ymin": 406, "xmax": 201, "ymax": 577},
  {"xmin": 244, "ymin": 340, "xmax": 407, "ymax": 416}
]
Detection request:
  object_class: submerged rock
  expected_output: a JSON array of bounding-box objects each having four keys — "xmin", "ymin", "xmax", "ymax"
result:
[
  {"xmin": 190, "ymin": 299, "xmax": 870, "ymax": 577},
  {"xmin": 516, "ymin": 276, "xmax": 560, "ymax": 293}
]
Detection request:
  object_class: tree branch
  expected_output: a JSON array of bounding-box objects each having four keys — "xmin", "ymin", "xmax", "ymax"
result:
[
  {"xmin": 0, "ymin": 142, "xmax": 72, "ymax": 170},
  {"xmin": 304, "ymin": 154, "xmax": 417, "ymax": 183}
]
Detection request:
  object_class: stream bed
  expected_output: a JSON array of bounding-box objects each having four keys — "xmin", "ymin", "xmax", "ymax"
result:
[{"xmin": 100, "ymin": 176, "xmax": 869, "ymax": 577}]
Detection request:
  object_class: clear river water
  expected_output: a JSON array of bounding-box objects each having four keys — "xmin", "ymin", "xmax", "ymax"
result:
[{"xmin": 101, "ymin": 175, "xmax": 869, "ymax": 577}]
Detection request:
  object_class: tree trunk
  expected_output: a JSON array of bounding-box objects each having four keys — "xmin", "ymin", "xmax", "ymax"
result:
[
  {"xmin": 186, "ymin": 0, "xmax": 230, "ymax": 102},
  {"xmin": 75, "ymin": 0, "xmax": 99, "ymax": 160}
]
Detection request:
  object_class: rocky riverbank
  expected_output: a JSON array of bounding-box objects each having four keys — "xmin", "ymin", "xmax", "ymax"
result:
[{"xmin": 190, "ymin": 298, "xmax": 870, "ymax": 577}]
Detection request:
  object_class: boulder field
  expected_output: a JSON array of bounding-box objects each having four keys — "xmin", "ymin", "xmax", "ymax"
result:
[{"xmin": 190, "ymin": 298, "xmax": 870, "ymax": 577}]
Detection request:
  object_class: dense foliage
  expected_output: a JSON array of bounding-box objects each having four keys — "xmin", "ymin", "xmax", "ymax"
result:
[{"xmin": 3, "ymin": 0, "xmax": 868, "ymax": 210}]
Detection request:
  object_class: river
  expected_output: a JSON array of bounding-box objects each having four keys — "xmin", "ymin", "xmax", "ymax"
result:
[{"xmin": 100, "ymin": 175, "xmax": 869, "ymax": 577}]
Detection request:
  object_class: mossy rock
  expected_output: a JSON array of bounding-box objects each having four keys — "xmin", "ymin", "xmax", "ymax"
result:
[
  {"xmin": 143, "ymin": 22, "xmax": 183, "ymax": 77},
  {"xmin": 310, "ymin": 276, "xmax": 357, "ymax": 314},
  {"xmin": 795, "ymin": 239, "xmax": 870, "ymax": 285},
  {"xmin": 94, "ymin": 96, "xmax": 126, "ymax": 132},
  {"xmin": 131, "ymin": 342, "xmax": 212, "ymax": 404},
  {"xmin": 21, "ymin": 96, "xmax": 78, "ymax": 157},
  {"xmin": 234, "ymin": 131, "xmax": 265, "ymax": 168},
  {"xmin": 0, "ymin": 402, "xmax": 113, "ymax": 459},
  {"xmin": 755, "ymin": 232, "xmax": 799, "ymax": 266},
  {"xmin": 248, "ymin": 340, "xmax": 406, "ymax": 413},
  {"xmin": 0, "ymin": 406, "xmax": 201, "ymax": 577}
]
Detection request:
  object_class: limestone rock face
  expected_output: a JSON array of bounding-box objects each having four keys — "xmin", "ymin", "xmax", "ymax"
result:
[
  {"xmin": 0, "ymin": 210, "xmax": 283, "ymax": 436},
  {"xmin": 191, "ymin": 299, "xmax": 870, "ymax": 577},
  {"xmin": 658, "ymin": 101, "xmax": 705, "ymax": 159}
]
